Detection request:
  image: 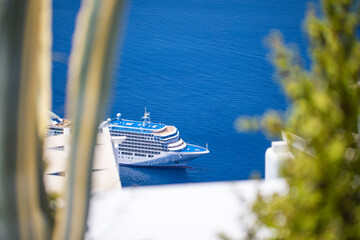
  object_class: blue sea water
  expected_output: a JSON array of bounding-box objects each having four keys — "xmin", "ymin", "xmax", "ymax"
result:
[{"xmin": 52, "ymin": 0, "xmax": 309, "ymax": 187}]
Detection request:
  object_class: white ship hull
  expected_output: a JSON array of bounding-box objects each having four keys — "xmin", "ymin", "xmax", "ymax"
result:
[{"xmin": 115, "ymin": 144, "xmax": 208, "ymax": 167}]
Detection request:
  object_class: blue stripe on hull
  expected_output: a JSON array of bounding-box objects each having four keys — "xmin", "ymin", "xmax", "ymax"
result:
[
  {"xmin": 118, "ymin": 154, "xmax": 201, "ymax": 168},
  {"xmin": 118, "ymin": 163, "xmax": 192, "ymax": 169}
]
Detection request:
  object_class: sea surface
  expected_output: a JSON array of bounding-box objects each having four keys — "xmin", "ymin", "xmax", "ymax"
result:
[{"xmin": 52, "ymin": 0, "xmax": 310, "ymax": 187}]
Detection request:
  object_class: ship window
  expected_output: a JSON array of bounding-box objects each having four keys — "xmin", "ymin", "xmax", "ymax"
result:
[{"xmin": 121, "ymin": 152, "xmax": 133, "ymax": 156}]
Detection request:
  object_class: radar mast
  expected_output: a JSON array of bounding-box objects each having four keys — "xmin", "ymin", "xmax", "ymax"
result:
[{"xmin": 142, "ymin": 108, "xmax": 151, "ymax": 126}]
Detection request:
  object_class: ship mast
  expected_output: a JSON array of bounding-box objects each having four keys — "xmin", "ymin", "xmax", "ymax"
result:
[{"xmin": 142, "ymin": 108, "xmax": 151, "ymax": 126}]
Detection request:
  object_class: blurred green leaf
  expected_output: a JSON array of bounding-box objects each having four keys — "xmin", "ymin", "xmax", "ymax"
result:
[{"xmin": 239, "ymin": 0, "xmax": 360, "ymax": 239}]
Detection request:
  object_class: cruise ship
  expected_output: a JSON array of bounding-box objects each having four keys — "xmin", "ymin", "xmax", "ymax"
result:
[
  {"xmin": 101, "ymin": 110, "xmax": 209, "ymax": 167},
  {"xmin": 47, "ymin": 111, "xmax": 71, "ymax": 136}
]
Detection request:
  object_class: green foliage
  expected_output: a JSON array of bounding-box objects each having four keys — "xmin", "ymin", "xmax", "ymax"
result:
[
  {"xmin": 246, "ymin": 0, "xmax": 360, "ymax": 239},
  {"xmin": 236, "ymin": 110, "xmax": 284, "ymax": 138}
]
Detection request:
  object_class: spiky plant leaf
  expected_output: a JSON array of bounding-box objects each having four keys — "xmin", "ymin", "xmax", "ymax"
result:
[
  {"xmin": 52, "ymin": 0, "xmax": 126, "ymax": 239},
  {"xmin": 0, "ymin": 0, "xmax": 52, "ymax": 239}
]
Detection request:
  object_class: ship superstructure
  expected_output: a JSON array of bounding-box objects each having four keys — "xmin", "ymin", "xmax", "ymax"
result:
[
  {"xmin": 47, "ymin": 111, "xmax": 71, "ymax": 136},
  {"xmin": 101, "ymin": 109, "xmax": 209, "ymax": 167}
]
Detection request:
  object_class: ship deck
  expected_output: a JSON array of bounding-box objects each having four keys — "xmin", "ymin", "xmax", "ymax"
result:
[
  {"xmin": 110, "ymin": 119, "xmax": 166, "ymax": 132},
  {"xmin": 48, "ymin": 119, "xmax": 71, "ymax": 128},
  {"xmin": 181, "ymin": 144, "xmax": 209, "ymax": 153},
  {"xmin": 153, "ymin": 125, "xmax": 176, "ymax": 136}
]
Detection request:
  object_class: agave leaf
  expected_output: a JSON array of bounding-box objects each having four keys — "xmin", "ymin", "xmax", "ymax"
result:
[
  {"xmin": 52, "ymin": 0, "xmax": 127, "ymax": 239},
  {"xmin": 0, "ymin": 0, "xmax": 52, "ymax": 239}
]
